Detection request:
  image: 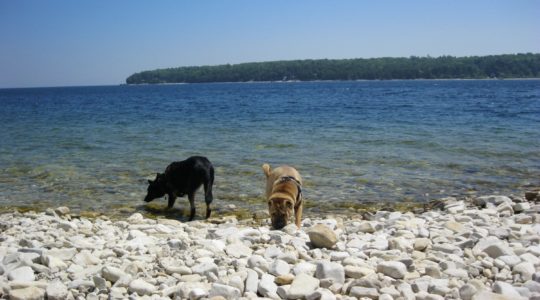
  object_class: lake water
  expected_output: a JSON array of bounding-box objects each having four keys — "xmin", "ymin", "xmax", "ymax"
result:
[{"xmin": 1, "ymin": 80, "xmax": 539, "ymax": 218}]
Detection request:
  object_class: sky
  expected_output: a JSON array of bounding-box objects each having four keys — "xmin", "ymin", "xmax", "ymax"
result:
[{"xmin": 0, "ymin": 1, "xmax": 539, "ymax": 88}]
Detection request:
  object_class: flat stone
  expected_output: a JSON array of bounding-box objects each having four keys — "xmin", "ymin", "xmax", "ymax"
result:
[
  {"xmin": 8, "ymin": 286, "xmax": 45, "ymax": 300},
  {"xmin": 8, "ymin": 266, "xmax": 35, "ymax": 282},
  {"xmin": 308, "ymin": 224, "xmax": 338, "ymax": 249},
  {"xmin": 287, "ymin": 273, "xmax": 320, "ymax": 299},
  {"xmin": 128, "ymin": 279, "xmax": 157, "ymax": 296},
  {"xmin": 225, "ymin": 242, "xmax": 253, "ymax": 258},
  {"xmin": 245, "ymin": 269, "xmax": 259, "ymax": 293},
  {"xmin": 349, "ymin": 286, "xmax": 379, "ymax": 299},
  {"xmin": 482, "ymin": 243, "xmax": 515, "ymax": 258},
  {"xmin": 46, "ymin": 280, "xmax": 68, "ymax": 300},
  {"xmin": 377, "ymin": 261, "xmax": 407, "ymax": 279},
  {"xmin": 208, "ymin": 283, "xmax": 241, "ymax": 300}
]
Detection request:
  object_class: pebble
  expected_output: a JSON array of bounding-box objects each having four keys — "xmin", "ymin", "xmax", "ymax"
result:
[{"xmin": 0, "ymin": 193, "xmax": 537, "ymax": 300}]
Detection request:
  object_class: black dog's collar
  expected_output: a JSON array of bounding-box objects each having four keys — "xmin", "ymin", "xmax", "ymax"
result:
[{"xmin": 277, "ymin": 176, "xmax": 303, "ymax": 203}]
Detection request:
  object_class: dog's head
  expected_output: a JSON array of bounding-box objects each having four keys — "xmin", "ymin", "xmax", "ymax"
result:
[
  {"xmin": 144, "ymin": 173, "xmax": 166, "ymax": 202},
  {"xmin": 268, "ymin": 196, "xmax": 295, "ymax": 229}
]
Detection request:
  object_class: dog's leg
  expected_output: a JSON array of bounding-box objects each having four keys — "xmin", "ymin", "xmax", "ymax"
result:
[
  {"xmin": 188, "ymin": 192, "xmax": 196, "ymax": 221},
  {"xmin": 294, "ymin": 203, "xmax": 303, "ymax": 227},
  {"xmin": 167, "ymin": 193, "xmax": 176, "ymax": 209},
  {"xmin": 204, "ymin": 178, "xmax": 214, "ymax": 219}
]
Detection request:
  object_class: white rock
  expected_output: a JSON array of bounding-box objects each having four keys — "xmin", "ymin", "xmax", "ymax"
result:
[
  {"xmin": 73, "ymin": 250, "xmax": 101, "ymax": 266},
  {"xmin": 127, "ymin": 213, "xmax": 144, "ymax": 223},
  {"xmin": 492, "ymin": 281, "xmax": 523, "ymax": 298},
  {"xmin": 45, "ymin": 248, "xmax": 77, "ymax": 260},
  {"xmin": 294, "ymin": 262, "xmax": 316, "ymax": 276},
  {"xmin": 208, "ymin": 283, "xmax": 241, "ymax": 300},
  {"xmin": 225, "ymin": 242, "xmax": 253, "ymax": 258},
  {"xmin": 102, "ymin": 266, "xmax": 128, "ymax": 283},
  {"xmin": 377, "ymin": 261, "xmax": 407, "ymax": 279},
  {"xmin": 41, "ymin": 255, "xmax": 67, "ymax": 270},
  {"xmin": 189, "ymin": 287, "xmax": 208, "ymax": 300},
  {"xmin": 8, "ymin": 266, "xmax": 35, "ymax": 282},
  {"xmin": 245, "ymin": 268, "xmax": 259, "ymax": 294},
  {"xmin": 269, "ymin": 259, "xmax": 290, "ymax": 277},
  {"xmin": 46, "ymin": 280, "xmax": 68, "ymax": 300},
  {"xmin": 248, "ymin": 255, "xmax": 269, "ymax": 272},
  {"xmin": 306, "ymin": 288, "xmax": 337, "ymax": 300},
  {"xmin": 8, "ymin": 286, "xmax": 45, "ymax": 300},
  {"xmin": 128, "ymin": 279, "xmax": 157, "ymax": 296},
  {"xmin": 287, "ymin": 273, "xmax": 319, "ymax": 299},
  {"xmin": 308, "ymin": 224, "xmax": 338, "ymax": 249},
  {"xmin": 513, "ymin": 262, "xmax": 535, "ymax": 281},
  {"xmin": 192, "ymin": 262, "xmax": 218, "ymax": 279},
  {"xmin": 315, "ymin": 261, "xmax": 345, "ymax": 285},
  {"xmin": 258, "ymin": 273, "xmax": 279, "ymax": 299}
]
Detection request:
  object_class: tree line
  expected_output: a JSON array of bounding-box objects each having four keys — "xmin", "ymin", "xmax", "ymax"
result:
[{"xmin": 126, "ymin": 53, "xmax": 540, "ymax": 84}]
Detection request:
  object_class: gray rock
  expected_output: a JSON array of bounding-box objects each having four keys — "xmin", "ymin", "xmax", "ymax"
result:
[
  {"xmin": 349, "ymin": 286, "xmax": 379, "ymax": 299},
  {"xmin": 8, "ymin": 286, "xmax": 45, "ymax": 300},
  {"xmin": 8, "ymin": 266, "xmax": 35, "ymax": 282},
  {"xmin": 208, "ymin": 283, "xmax": 241, "ymax": 300},
  {"xmin": 46, "ymin": 280, "xmax": 68, "ymax": 300},
  {"xmin": 377, "ymin": 261, "xmax": 407, "ymax": 279},
  {"xmin": 308, "ymin": 224, "xmax": 338, "ymax": 249},
  {"xmin": 287, "ymin": 273, "xmax": 320, "ymax": 299},
  {"xmin": 459, "ymin": 284, "xmax": 478, "ymax": 300},
  {"xmin": 128, "ymin": 279, "xmax": 156, "ymax": 296},
  {"xmin": 482, "ymin": 243, "xmax": 515, "ymax": 258},
  {"xmin": 315, "ymin": 261, "xmax": 345, "ymax": 285}
]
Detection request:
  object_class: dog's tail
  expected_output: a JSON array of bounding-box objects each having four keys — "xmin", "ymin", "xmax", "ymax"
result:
[{"xmin": 262, "ymin": 163, "xmax": 272, "ymax": 178}]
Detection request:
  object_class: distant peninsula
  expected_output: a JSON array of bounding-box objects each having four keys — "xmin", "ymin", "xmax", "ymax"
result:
[{"xmin": 126, "ymin": 53, "xmax": 540, "ymax": 84}]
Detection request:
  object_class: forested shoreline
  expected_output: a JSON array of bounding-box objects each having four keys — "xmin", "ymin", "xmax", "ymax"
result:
[{"xmin": 126, "ymin": 53, "xmax": 540, "ymax": 84}]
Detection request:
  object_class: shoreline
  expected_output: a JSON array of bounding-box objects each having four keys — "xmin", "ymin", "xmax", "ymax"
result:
[{"xmin": 1, "ymin": 191, "xmax": 539, "ymax": 299}]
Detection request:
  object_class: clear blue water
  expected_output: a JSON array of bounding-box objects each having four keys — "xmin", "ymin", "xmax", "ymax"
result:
[{"xmin": 0, "ymin": 80, "xmax": 539, "ymax": 216}]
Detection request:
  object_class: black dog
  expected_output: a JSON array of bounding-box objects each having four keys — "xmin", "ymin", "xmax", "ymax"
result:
[{"xmin": 144, "ymin": 156, "xmax": 214, "ymax": 220}]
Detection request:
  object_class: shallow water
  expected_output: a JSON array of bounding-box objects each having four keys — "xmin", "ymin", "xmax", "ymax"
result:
[{"xmin": 1, "ymin": 80, "xmax": 539, "ymax": 217}]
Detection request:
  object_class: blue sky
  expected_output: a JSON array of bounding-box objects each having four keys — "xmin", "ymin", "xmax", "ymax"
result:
[{"xmin": 1, "ymin": 1, "xmax": 539, "ymax": 88}]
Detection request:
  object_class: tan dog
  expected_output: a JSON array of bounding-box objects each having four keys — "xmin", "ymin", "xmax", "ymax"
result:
[{"xmin": 262, "ymin": 163, "xmax": 303, "ymax": 229}]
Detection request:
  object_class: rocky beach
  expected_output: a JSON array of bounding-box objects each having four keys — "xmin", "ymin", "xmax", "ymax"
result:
[{"xmin": 1, "ymin": 192, "xmax": 540, "ymax": 300}]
